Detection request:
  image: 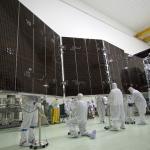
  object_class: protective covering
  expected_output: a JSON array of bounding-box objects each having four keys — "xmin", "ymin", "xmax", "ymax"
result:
[
  {"xmin": 20, "ymin": 95, "xmax": 39, "ymax": 146},
  {"xmin": 96, "ymin": 96, "xmax": 107, "ymax": 123},
  {"xmin": 67, "ymin": 94, "xmax": 96, "ymax": 139},
  {"xmin": 108, "ymin": 83, "xmax": 125, "ymax": 130},
  {"xmin": 64, "ymin": 98, "xmax": 73, "ymax": 116},
  {"xmin": 77, "ymin": 93, "xmax": 83, "ymax": 100},
  {"xmin": 128, "ymin": 87, "xmax": 147, "ymax": 124},
  {"xmin": 67, "ymin": 98, "xmax": 88, "ymax": 137},
  {"xmin": 112, "ymin": 83, "xmax": 117, "ymax": 89}
]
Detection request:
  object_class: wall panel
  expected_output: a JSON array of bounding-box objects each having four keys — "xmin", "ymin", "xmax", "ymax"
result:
[
  {"xmin": 62, "ymin": 37, "xmax": 108, "ymax": 96},
  {"xmin": 75, "ymin": 38, "xmax": 91, "ymax": 95},
  {"xmin": 45, "ymin": 26, "xmax": 56, "ymax": 95},
  {"xmin": 0, "ymin": 0, "xmax": 18, "ymax": 91},
  {"xmin": 86, "ymin": 39, "xmax": 103, "ymax": 94},
  {"xmin": 33, "ymin": 16, "xmax": 45, "ymax": 94},
  {"xmin": 17, "ymin": 4, "xmax": 33, "ymax": 92},
  {"xmin": 63, "ymin": 37, "xmax": 78, "ymax": 96},
  {"xmin": 0, "ymin": 0, "xmax": 62, "ymax": 95},
  {"xmin": 0, "ymin": 0, "xmax": 147, "ymax": 95}
]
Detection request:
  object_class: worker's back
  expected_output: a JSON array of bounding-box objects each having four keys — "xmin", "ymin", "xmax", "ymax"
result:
[
  {"xmin": 76, "ymin": 100, "xmax": 87, "ymax": 123},
  {"xmin": 109, "ymin": 88, "xmax": 123, "ymax": 106}
]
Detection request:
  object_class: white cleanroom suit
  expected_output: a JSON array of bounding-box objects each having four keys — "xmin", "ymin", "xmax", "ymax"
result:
[
  {"xmin": 67, "ymin": 93, "xmax": 96, "ymax": 139},
  {"xmin": 108, "ymin": 83, "xmax": 125, "ymax": 131},
  {"xmin": 128, "ymin": 87, "xmax": 147, "ymax": 125},
  {"xmin": 20, "ymin": 95, "xmax": 40, "ymax": 146},
  {"xmin": 65, "ymin": 98, "xmax": 73, "ymax": 117},
  {"xmin": 96, "ymin": 96, "xmax": 107, "ymax": 123}
]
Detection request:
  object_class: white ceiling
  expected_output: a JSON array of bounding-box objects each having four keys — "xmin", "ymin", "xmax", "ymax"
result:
[
  {"xmin": 77, "ymin": 0, "xmax": 150, "ymax": 33},
  {"xmin": 19, "ymin": 0, "xmax": 150, "ymax": 54}
]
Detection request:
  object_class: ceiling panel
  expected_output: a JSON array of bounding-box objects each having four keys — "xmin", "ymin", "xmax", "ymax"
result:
[{"xmin": 78, "ymin": 0, "xmax": 150, "ymax": 32}]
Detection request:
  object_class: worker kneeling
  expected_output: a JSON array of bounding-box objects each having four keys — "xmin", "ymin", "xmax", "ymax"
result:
[
  {"xmin": 108, "ymin": 83, "xmax": 125, "ymax": 131},
  {"xmin": 67, "ymin": 93, "xmax": 96, "ymax": 139}
]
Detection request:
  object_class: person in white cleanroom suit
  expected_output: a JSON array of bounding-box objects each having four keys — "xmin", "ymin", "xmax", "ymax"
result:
[
  {"xmin": 65, "ymin": 98, "xmax": 73, "ymax": 117},
  {"xmin": 67, "ymin": 93, "xmax": 96, "ymax": 139},
  {"xmin": 128, "ymin": 87, "xmax": 147, "ymax": 125},
  {"xmin": 108, "ymin": 83, "xmax": 125, "ymax": 131},
  {"xmin": 96, "ymin": 96, "xmax": 108, "ymax": 123},
  {"xmin": 20, "ymin": 95, "xmax": 41, "ymax": 146}
]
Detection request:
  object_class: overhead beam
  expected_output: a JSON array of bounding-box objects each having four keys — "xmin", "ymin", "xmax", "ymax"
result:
[
  {"xmin": 143, "ymin": 36, "xmax": 150, "ymax": 42},
  {"xmin": 135, "ymin": 27, "xmax": 150, "ymax": 38}
]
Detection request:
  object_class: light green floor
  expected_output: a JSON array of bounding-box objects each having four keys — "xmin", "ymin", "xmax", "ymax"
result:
[{"xmin": 0, "ymin": 117, "xmax": 150, "ymax": 150}]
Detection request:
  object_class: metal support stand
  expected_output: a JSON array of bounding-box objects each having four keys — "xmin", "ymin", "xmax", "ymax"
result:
[
  {"xmin": 60, "ymin": 37, "xmax": 66, "ymax": 103},
  {"xmin": 30, "ymin": 108, "xmax": 48, "ymax": 149},
  {"xmin": 143, "ymin": 54, "xmax": 150, "ymax": 101},
  {"xmin": 102, "ymin": 41, "xmax": 112, "ymax": 90}
]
